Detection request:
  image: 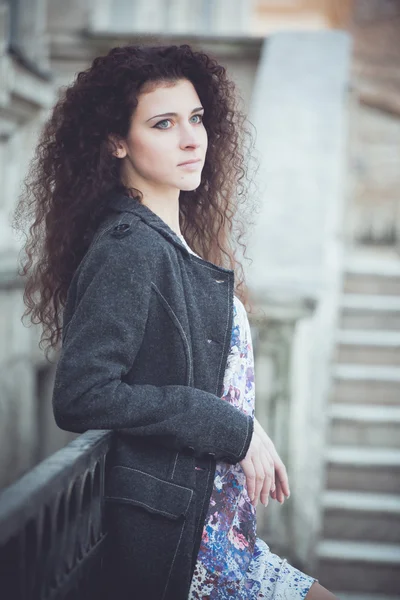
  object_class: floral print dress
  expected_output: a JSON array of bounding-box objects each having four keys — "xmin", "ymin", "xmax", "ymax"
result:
[{"xmin": 178, "ymin": 235, "xmax": 318, "ymax": 600}]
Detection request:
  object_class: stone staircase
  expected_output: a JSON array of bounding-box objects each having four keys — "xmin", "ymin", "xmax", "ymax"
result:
[{"xmin": 316, "ymin": 251, "xmax": 400, "ymax": 599}]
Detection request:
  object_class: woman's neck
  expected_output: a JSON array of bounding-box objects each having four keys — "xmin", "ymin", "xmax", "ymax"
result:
[{"xmin": 141, "ymin": 195, "xmax": 182, "ymax": 237}]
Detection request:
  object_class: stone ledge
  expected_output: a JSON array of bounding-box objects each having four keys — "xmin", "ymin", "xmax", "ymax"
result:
[{"xmin": 49, "ymin": 28, "xmax": 263, "ymax": 62}]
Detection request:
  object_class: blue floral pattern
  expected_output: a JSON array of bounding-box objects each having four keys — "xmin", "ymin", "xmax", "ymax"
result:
[{"xmin": 179, "ymin": 237, "xmax": 318, "ymax": 599}]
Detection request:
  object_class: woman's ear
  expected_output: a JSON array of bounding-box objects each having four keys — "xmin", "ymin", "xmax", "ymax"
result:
[{"xmin": 108, "ymin": 135, "xmax": 127, "ymax": 159}]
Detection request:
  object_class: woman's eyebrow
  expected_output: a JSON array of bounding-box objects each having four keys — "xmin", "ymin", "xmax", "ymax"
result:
[{"xmin": 146, "ymin": 106, "xmax": 204, "ymax": 122}]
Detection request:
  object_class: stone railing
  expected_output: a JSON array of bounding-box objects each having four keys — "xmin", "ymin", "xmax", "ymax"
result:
[
  {"xmin": 249, "ymin": 293, "xmax": 316, "ymax": 559},
  {"xmin": 0, "ymin": 430, "xmax": 112, "ymax": 600}
]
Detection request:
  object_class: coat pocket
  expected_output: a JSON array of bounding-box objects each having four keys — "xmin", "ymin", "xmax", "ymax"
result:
[{"xmin": 104, "ymin": 465, "xmax": 193, "ymax": 520}]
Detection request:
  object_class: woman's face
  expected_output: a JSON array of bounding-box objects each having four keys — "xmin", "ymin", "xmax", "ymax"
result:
[{"xmin": 115, "ymin": 78, "xmax": 208, "ymax": 199}]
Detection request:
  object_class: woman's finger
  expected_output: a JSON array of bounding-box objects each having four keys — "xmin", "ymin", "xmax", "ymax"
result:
[
  {"xmin": 259, "ymin": 454, "xmax": 271, "ymax": 506},
  {"xmin": 259, "ymin": 434, "xmax": 290, "ymax": 498},
  {"xmin": 251, "ymin": 453, "xmax": 265, "ymax": 507},
  {"xmin": 275, "ymin": 460, "xmax": 290, "ymax": 498},
  {"xmin": 242, "ymin": 457, "xmax": 257, "ymax": 502},
  {"xmin": 271, "ymin": 458, "xmax": 276, "ymax": 493},
  {"xmin": 259, "ymin": 455, "xmax": 274, "ymax": 506},
  {"xmin": 272, "ymin": 476, "xmax": 285, "ymax": 503}
]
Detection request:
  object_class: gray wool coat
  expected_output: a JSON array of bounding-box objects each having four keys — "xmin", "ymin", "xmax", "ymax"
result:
[{"xmin": 52, "ymin": 191, "xmax": 254, "ymax": 600}]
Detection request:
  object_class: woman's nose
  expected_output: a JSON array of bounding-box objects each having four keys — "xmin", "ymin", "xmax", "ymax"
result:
[
  {"xmin": 179, "ymin": 127, "xmax": 201, "ymax": 149},
  {"xmin": 180, "ymin": 137, "xmax": 200, "ymax": 149}
]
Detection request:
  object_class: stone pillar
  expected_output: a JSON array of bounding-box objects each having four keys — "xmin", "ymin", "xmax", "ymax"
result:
[{"xmin": 247, "ymin": 30, "xmax": 351, "ymax": 298}]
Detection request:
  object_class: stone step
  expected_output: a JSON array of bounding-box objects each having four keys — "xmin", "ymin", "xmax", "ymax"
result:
[
  {"xmin": 325, "ymin": 447, "xmax": 400, "ymax": 495},
  {"xmin": 329, "ymin": 404, "xmax": 400, "ymax": 423},
  {"xmin": 327, "ymin": 447, "xmax": 400, "ymax": 466},
  {"xmin": 343, "ymin": 258, "xmax": 400, "ymax": 296},
  {"xmin": 318, "ymin": 539, "xmax": 400, "ymax": 563},
  {"xmin": 322, "ymin": 491, "xmax": 400, "ymax": 544},
  {"xmin": 345, "ymin": 253, "xmax": 400, "ymax": 277},
  {"xmin": 340, "ymin": 312, "xmax": 400, "ymax": 332},
  {"xmin": 333, "ymin": 365, "xmax": 400, "ymax": 382},
  {"xmin": 331, "ymin": 365, "xmax": 400, "ymax": 405},
  {"xmin": 335, "ymin": 330, "xmax": 400, "ymax": 366},
  {"xmin": 328, "ymin": 404, "xmax": 400, "ymax": 448},
  {"xmin": 341, "ymin": 294, "xmax": 400, "ymax": 310},
  {"xmin": 337, "ymin": 330, "xmax": 400, "ymax": 345},
  {"xmin": 340, "ymin": 294, "xmax": 400, "ymax": 331},
  {"xmin": 323, "ymin": 490, "xmax": 400, "ymax": 512},
  {"xmin": 316, "ymin": 540, "xmax": 400, "ymax": 595},
  {"xmin": 343, "ymin": 275, "xmax": 400, "ymax": 296}
]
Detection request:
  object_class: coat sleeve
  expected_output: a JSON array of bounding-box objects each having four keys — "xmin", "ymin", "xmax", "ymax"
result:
[{"xmin": 52, "ymin": 231, "xmax": 253, "ymax": 464}]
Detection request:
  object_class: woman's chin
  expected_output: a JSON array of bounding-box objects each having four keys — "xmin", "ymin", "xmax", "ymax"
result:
[{"xmin": 179, "ymin": 180, "xmax": 202, "ymax": 192}]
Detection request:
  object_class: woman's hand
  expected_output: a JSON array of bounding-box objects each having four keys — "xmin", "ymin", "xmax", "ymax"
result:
[
  {"xmin": 239, "ymin": 417, "xmax": 290, "ymax": 507},
  {"xmin": 254, "ymin": 417, "xmax": 290, "ymax": 504},
  {"xmin": 239, "ymin": 429, "xmax": 274, "ymax": 507}
]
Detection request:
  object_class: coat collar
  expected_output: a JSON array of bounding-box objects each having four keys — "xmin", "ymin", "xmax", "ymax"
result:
[
  {"xmin": 106, "ymin": 191, "xmax": 234, "ymax": 276},
  {"xmin": 107, "ymin": 191, "xmax": 190, "ymax": 255}
]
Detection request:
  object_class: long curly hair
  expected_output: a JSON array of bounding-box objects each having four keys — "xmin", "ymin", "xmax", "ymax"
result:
[{"xmin": 12, "ymin": 43, "xmax": 260, "ymax": 361}]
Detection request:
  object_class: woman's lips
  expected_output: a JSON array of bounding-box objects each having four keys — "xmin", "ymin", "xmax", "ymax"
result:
[{"xmin": 178, "ymin": 159, "xmax": 201, "ymax": 169}]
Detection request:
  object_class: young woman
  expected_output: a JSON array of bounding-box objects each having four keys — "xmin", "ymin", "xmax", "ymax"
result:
[{"xmin": 13, "ymin": 44, "xmax": 337, "ymax": 600}]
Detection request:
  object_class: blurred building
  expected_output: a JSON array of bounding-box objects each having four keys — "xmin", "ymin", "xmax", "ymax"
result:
[
  {"xmin": 248, "ymin": 2, "xmax": 400, "ymax": 597},
  {"xmin": 0, "ymin": 0, "xmax": 399, "ymax": 596},
  {"xmin": 251, "ymin": 0, "xmax": 352, "ymax": 33}
]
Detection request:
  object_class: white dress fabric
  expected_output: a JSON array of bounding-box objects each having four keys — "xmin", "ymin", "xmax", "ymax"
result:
[{"xmin": 178, "ymin": 235, "xmax": 318, "ymax": 599}]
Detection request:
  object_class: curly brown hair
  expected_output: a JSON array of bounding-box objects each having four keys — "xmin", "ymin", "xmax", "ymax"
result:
[{"xmin": 12, "ymin": 43, "xmax": 260, "ymax": 361}]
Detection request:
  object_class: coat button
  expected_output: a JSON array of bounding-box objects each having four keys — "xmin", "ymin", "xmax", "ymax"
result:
[
  {"xmin": 112, "ymin": 223, "xmax": 131, "ymax": 238},
  {"xmin": 214, "ymin": 278, "xmax": 225, "ymax": 284}
]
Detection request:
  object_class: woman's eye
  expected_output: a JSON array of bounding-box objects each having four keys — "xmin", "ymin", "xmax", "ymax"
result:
[
  {"xmin": 154, "ymin": 119, "xmax": 171, "ymax": 129},
  {"xmin": 153, "ymin": 114, "xmax": 203, "ymax": 130}
]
